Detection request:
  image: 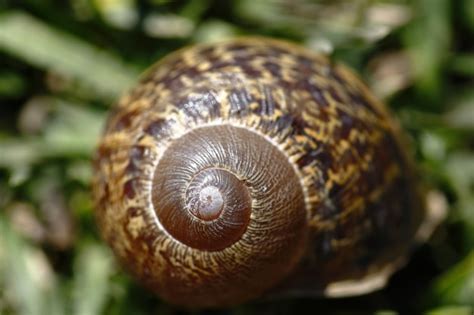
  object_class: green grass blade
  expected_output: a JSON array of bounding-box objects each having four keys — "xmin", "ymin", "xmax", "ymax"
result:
[
  {"xmin": 0, "ymin": 11, "xmax": 139, "ymax": 100},
  {"xmin": 72, "ymin": 244, "xmax": 113, "ymax": 315}
]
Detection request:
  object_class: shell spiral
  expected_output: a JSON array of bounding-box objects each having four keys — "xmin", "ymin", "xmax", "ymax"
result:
[{"xmin": 93, "ymin": 38, "xmax": 426, "ymax": 308}]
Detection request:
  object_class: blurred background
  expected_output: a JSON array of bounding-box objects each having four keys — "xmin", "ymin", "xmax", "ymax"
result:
[{"xmin": 0, "ymin": 0, "xmax": 473, "ymax": 314}]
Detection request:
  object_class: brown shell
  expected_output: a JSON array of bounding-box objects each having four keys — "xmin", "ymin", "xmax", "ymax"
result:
[{"xmin": 92, "ymin": 37, "xmax": 426, "ymax": 308}]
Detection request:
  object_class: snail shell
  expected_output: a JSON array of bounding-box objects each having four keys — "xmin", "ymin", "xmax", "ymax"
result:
[{"xmin": 92, "ymin": 38, "xmax": 427, "ymax": 308}]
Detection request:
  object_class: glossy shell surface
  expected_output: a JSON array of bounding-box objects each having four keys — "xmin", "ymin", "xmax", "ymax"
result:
[{"xmin": 93, "ymin": 38, "xmax": 425, "ymax": 308}]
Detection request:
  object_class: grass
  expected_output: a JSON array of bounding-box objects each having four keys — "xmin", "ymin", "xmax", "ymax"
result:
[{"xmin": 0, "ymin": 0, "xmax": 473, "ymax": 314}]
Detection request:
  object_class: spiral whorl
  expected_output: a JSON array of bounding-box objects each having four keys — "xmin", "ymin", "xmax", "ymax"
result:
[{"xmin": 152, "ymin": 124, "xmax": 305, "ymax": 252}]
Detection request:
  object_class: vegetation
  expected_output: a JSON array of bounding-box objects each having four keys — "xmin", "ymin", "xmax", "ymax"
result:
[{"xmin": 0, "ymin": 0, "xmax": 473, "ymax": 314}]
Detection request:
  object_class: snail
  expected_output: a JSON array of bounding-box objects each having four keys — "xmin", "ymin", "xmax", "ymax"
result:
[{"xmin": 92, "ymin": 37, "xmax": 434, "ymax": 308}]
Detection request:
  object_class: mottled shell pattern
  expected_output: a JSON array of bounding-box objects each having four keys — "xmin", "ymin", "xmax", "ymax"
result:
[{"xmin": 92, "ymin": 38, "xmax": 425, "ymax": 308}]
